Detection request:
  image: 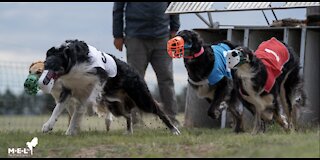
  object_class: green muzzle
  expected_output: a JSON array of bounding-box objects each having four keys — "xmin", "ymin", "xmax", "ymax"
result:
[{"xmin": 24, "ymin": 74, "xmax": 40, "ymax": 95}]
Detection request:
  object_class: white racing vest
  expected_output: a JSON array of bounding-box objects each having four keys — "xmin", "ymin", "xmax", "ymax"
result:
[{"xmin": 87, "ymin": 45, "xmax": 117, "ymax": 77}]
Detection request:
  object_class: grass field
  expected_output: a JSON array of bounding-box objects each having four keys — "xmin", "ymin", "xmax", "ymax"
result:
[{"xmin": 0, "ymin": 114, "xmax": 319, "ymax": 158}]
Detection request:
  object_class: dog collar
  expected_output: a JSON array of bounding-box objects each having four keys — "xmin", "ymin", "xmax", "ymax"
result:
[{"xmin": 184, "ymin": 47, "xmax": 204, "ymax": 59}]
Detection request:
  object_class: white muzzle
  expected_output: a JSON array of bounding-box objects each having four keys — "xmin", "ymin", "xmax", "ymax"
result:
[
  {"xmin": 226, "ymin": 49, "xmax": 241, "ymax": 69},
  {"xmin": 38, "ymin": 70, "xmax": 55, "ymax": 94}
]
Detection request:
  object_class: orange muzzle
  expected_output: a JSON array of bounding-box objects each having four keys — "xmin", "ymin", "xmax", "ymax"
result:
[{"xmin": 167, "ymin": 36, "xmax": 185, "ymax": 58}]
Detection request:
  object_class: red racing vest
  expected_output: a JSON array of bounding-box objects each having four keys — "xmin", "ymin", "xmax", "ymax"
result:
[{"xmin": 254, "ymin": 37, "xmax": 290, "ymax": 93}]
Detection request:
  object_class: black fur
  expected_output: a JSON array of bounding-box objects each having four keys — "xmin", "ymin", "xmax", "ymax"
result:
[
  {"xmin": 176, "ymin": 30, "xmax": 244, "ymax": 133},
  {"xmin": 44, "ymin": 39, "xmax": 180, "ymax": 135}
]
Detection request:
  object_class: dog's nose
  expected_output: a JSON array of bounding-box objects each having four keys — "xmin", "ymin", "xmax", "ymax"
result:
[{"xmin": 232, "ymin": 51, "xmax": 238, "ymax": 57}]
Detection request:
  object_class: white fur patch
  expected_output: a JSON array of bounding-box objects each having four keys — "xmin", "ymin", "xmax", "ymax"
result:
[{"xmin": 56, "ymin": 63, "xmax": 103, "ymax": 114}]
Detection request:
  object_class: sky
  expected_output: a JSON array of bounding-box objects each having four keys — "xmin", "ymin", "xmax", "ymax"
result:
[{"xmin": 0, "ymin": 2, "xmax": 307, "ymax": 94}]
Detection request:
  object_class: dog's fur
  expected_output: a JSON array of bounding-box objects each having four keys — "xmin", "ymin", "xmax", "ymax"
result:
[
  {"xmin": 28, "ymin": 61, "xmax": 114, "ymax": 133},
  {"xmin": 229, "ymin": 42, "xmax": 306, "ymax": 134},
  {"xmin": 175, "ymin": 30, "xmax": 244, "ymax": 133},
  {"xmin": 43, "ymin": 39, "xmax": 180, "ymax": 135}
]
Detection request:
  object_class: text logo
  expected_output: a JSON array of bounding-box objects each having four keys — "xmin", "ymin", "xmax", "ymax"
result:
[{"xmin": 8, "ymin": 137, "xmax": 38, "ymax": 157}]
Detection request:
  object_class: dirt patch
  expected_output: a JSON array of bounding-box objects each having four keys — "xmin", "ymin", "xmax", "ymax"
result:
[
  {"xmin": 72, "ymin": 144, "xmax": 133, "ymax": 158},
  {"xmin": 73, "ymin": 145, "xmax": 115, "ymax": 158},
  {"xmin": 72, "ymin": 143, "xmax": 218, "ymax": 158}
]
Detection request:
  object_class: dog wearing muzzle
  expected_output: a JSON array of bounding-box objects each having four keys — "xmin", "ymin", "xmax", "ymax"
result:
[
  {"xmin": 226, "ymin": 37, "xmax": 306, "ymax": 134},
  {"xmin": 167, "ymin": 30, "xmax": 244, "ymax": 133}
]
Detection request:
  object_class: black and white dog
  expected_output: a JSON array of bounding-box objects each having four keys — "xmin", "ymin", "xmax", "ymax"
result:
[
  {"xmin": 167, "ymin": 30, "xmax": 244, "ymax": 133},
  {"xmin": 226, "ymin": 37, "xmax": 306, "ymax": 134},
  {"xmin": 27, "ymin": 61, "xmax": 113, "ymax": 133},
  {"xmin": 43, "ymin": 39, "xmax": 180, "ymax": 135}
]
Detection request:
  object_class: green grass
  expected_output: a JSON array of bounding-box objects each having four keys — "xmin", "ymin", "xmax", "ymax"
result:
[{"xmin": 0, "ymin": 114, "xmax": 319, "ymax": 158}]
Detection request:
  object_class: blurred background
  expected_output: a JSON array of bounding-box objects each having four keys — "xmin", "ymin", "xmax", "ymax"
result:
[{"xmin": 0, "ymin": 2, "xmax": 309, "ymax": 131}]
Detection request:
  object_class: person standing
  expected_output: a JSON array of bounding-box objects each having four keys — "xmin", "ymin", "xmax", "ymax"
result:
[{"xmin": 112, "ymin": 2, "xmax": 180, "ymax": 126}]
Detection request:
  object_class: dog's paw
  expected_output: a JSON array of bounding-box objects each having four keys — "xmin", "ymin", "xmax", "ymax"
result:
[
  {"xmin": 208, "ymin": 110, "xmax": 220, "ymax": 120},
  {"xmin": 122, "ymin": 130, "xmax": 133, "ymax": 135},
  {"xmin": 65, "ymin": 128, "xmax": 79, "ymax": 136},
  {"xmin": 208, "ymin": 111, "xmax": 217, "ymax": 119},
  {"xmin": 42, "ymin": 122, "xmax": 54, "ymax": 133},
  {"xmin": 105, "ymin": 119, "xmax": 112, "ymax": 132}
]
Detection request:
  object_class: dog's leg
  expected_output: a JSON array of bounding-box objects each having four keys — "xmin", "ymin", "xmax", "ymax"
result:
[
  {"xmin": 93, "ymin": 97, "xmax": 113, "ymax": 132},
  {"xmin": 227, "ymin": 88, "xmax": 245, "ymax": 133},
  {"xmin": 242, "ymin": 95, "xmax": 265, "ymax": 134},
  {"xmin": 65, "ymin": 104, "xmax": 74, "ymax": 127},
  {"xmin": 42, "ymin": 88, "xmax": 71, "ymax": 133},
  {"xmin": 280, "ymin": 76, "xmax": 298, "ymax": 132},
  {"xmin": 228, "ymin": 107, "xmax": 245, "ymax": 133},
  {"xmin": 105, "ymin": 111, "xmax": 113, "ymax": 132},
  {"xmin": 241, "ymin": 100, "xmax": 264, "ymax": 135},
  {"xmin": 239, "ymin": 89, "xmax": 266, "ymax": 134},
  {"xmin": 252, "ymin": 109, "xmax": 264, "ymax": 134},
  {"xmin": 123, "ymin": 113, "xmax": 133, "ymax": 135},
  {"xmin": 273, "ymin": 96, "xmax": 290, "ymax": 132},
  {"xmin": 207, "ymin": 78, "xmax": 230, "ymax": 120},
  {"xmin": 65, "ymin": 100, "xmax": 85, "ymax": 136},
  {"xmin": 42, "ymin": 102, "xmax": 66, "ymax": 133}
]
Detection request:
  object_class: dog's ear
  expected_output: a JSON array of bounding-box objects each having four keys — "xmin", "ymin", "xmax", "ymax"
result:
[
  {"xmin": 46, "ymin": 47, "xmax": 56, "ymax": 57},
  {"xmin": 237, "ymin": 46, "xmax": 253, "ymax": 61},
  {"xmin": 29, "ymin": 61, "xmax": 44, "ymax": 71},
  {"xmin": 75, "ymin": 40, "xmax": 89, "ymax": 62},
  {"xmin": 65, "ymin": 40, "xmax": 90, "ymax": 63},
  {"xmin": 190, "ymin": 31, "xmax": 203, "ymax": 51}
]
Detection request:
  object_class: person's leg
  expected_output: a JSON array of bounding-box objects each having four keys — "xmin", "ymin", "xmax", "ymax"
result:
[
  {"xmin": 124, "ymin": 37, "xmax": 150, "ymax": 126},
  {"xmin": 150, "ymin": 37, "xmax": 179, "ymax": 126}
]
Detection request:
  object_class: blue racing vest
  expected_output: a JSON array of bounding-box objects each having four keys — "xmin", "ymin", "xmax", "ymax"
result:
[{"xmin": 208, "ymin": 43, "xmax": 232, "ymax": 85}]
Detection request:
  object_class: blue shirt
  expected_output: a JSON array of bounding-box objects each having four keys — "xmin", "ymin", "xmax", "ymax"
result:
[{"xmin": 208, "ymin": 43, "xmax": 232, "ymax": 85}]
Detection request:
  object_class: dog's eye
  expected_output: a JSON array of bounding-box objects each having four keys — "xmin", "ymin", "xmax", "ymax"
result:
[{"xmin": 232, "ymin": 51, "xmax": 238, "ymax": 57}]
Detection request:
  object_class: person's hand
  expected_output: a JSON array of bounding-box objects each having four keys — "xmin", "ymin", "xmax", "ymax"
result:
[
  {"xmin": 114, "ymin": 38, "xmax": 124, "ymax": 52},
  {"xmin": 170, "ymin": 31, "xmax": 177, "ymax": 39}
]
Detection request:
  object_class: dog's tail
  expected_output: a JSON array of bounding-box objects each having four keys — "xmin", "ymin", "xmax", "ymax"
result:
[{"xmin": 125, "ymin": 79, "xmax": 159, "ymax": 113}]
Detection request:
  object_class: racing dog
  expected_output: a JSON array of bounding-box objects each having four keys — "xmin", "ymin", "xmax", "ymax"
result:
[
  {"xmin": 43, "ymin": 39, "xmax": 180, "ymax": 135},
  {"xmin": 167, "ymin": 30, "xmax": 244, "ymax": 133},
  {"xmin": 26, "ymin": 61, "xmax": 114, "ymax": 133},
  {"xmin": 226, "ymin": 37, "xmax": 306, "ymax": 134}
]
